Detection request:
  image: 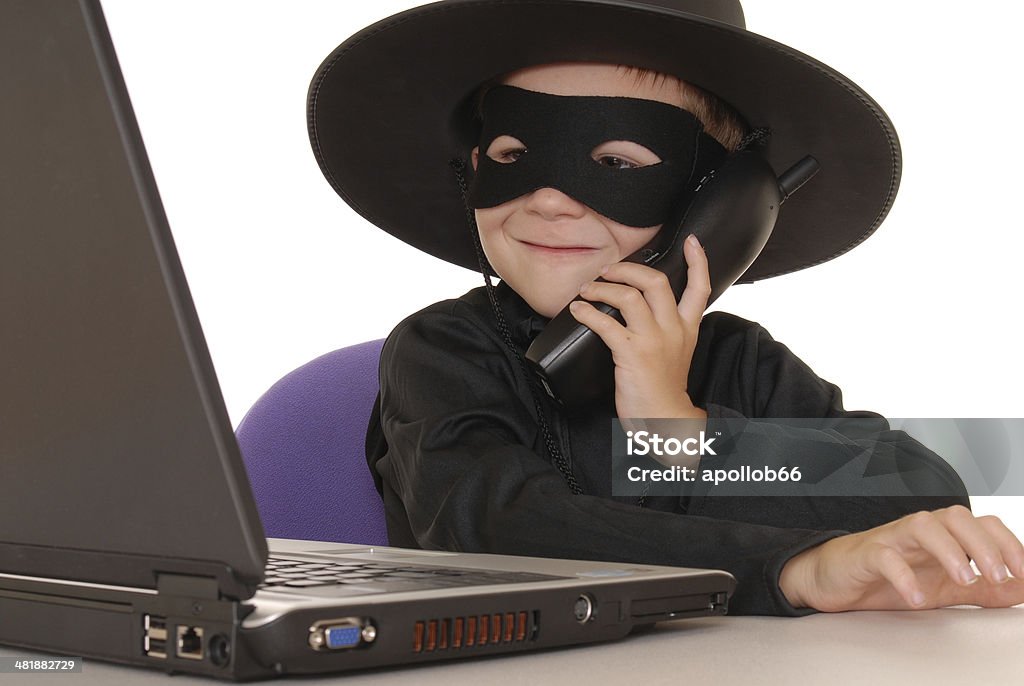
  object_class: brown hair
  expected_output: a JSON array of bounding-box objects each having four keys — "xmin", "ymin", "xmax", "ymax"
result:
[{"xmin": 617, "ymin": 66, "xmax": 749, "ymax": 151}]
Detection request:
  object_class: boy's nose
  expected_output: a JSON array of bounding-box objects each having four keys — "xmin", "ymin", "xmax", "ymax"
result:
[{"xmin": 524, "ymin": 187, "xmax": 588, "ymax": 221}]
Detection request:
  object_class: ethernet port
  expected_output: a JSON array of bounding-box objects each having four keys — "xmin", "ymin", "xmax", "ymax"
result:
[{"xmin": 176, "ymin": 625, "xmax": 204, "ymax": 661}]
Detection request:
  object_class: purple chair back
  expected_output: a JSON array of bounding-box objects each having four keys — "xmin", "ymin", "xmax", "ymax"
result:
[{"xmin": 235, "ymin": 339, "xmax": 388, "ymax": 545}]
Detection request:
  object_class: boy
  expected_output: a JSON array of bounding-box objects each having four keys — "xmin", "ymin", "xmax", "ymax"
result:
[{"xmin": 307, "ymin": 0, "xmax": 1024, "ymax": 615}]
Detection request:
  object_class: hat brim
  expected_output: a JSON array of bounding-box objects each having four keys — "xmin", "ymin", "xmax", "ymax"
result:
[{"xmin": 308, "ymin": 0, "xmax": 900, "ymax": 282}]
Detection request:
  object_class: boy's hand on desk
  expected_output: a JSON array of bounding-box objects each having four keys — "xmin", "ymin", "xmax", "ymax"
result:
[
  {"xmin": 780, "ymin": 505, "xmax": 1024, "ymax": 612},
  {"xmin": 571, "ymin": 234, "xmax": 708, "ymax": 420}
]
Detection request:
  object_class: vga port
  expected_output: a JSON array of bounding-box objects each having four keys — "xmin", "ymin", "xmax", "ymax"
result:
[{"xmin": 308, "ymin": 617, "xmax": 376, "ymax": 651}]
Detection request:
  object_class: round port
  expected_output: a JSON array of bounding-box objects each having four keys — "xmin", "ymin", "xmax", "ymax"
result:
[
  {"xmin": 573, "ymin": 594, "xmax": 596, "ymax": 623},
  {"xmin": 208, "ymin": 634, "xmax": 231, "ymax": 668}
]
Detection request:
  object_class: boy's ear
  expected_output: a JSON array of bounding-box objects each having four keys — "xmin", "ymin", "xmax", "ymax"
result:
[{"xmin": 471, "ymin": 146, "xmax": 479, "ymax": 171}]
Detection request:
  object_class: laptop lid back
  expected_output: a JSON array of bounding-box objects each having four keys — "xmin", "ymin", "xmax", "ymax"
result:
[{"xmin": 0, "ymin": 0, "xmax": 267, "ymax": 598}]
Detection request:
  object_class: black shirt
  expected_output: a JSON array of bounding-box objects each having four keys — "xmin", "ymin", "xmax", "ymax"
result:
[{"xmin": 365, "ymin": 281, "xmax": 969, "ymax": 616}]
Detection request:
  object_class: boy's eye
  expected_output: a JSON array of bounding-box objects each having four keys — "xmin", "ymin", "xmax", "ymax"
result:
[
  {"xmin": 595, "ymin": 155, "xmax": 638, "ymax": 170},
  {"xmin": 486, "ymin": 135, "xmax": 528, "ymax": 164},
  {"xmin": 496, "ymin": 147, "xmax": 527, "ymax": 163},
  {"xmin": 590, "ymin": 140, "xmax": 661, "ymax": 170}
]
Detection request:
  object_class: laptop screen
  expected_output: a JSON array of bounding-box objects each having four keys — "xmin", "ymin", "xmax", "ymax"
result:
[{"xmin": 0, "ymin": 0, "xmax": 267, "ymax": 597}]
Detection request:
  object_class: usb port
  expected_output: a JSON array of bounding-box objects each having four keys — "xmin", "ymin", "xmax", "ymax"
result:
[{"xmin": 143, "ymin": 614, "xmax": 168, "ymax": 659}]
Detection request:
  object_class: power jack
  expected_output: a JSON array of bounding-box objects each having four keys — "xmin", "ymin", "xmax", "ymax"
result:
[{"xmin": 209, "ymin": 634, "xmax": 231, "ymax": 668}]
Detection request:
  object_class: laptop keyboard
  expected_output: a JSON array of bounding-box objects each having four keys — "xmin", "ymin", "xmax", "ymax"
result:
[{"xmin": 259, "ymin": 554, "xmax": 561, "ymax": 594}]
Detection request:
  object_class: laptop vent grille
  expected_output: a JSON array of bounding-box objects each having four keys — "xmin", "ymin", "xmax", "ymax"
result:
[{"xmin": 413, "ymin": 610, "xmax": 539, "ymax": 653}]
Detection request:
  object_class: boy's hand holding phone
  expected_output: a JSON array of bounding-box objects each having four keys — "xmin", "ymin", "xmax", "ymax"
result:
[{"xmin": 570, "ymin": 234, "xmax": 709, "ymax": 421}]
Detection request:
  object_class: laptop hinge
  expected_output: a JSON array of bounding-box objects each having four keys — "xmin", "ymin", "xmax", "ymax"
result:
[{"xmin": 157, "ymin": 573, "xmax": 220, "ymax": 600}]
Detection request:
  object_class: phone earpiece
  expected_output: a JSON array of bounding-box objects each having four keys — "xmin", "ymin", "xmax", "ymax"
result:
[{"xmin": 525, "ymin": 152, "xmax": 819, "ymax": 408}]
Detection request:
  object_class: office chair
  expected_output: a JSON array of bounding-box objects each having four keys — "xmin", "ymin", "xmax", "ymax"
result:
[{"xmin": 235, "ymin": 339, "xmax": 389, "ymax": 545}]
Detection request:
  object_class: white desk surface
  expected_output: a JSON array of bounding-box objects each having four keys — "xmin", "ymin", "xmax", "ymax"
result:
[{"xmin": 2, "ymin": 606, "xmax": 1021, "ymax": 685}]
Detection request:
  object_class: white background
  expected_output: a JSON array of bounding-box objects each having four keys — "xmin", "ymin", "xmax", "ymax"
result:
[{"xmin": 99, "ymin": 1, "xmax": 1022, "ymax": 530}]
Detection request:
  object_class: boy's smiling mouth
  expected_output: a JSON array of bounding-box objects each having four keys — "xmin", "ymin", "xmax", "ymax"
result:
[{"xmin": 518, "ymin": 239, "xmax": 599, "ymax": 254}]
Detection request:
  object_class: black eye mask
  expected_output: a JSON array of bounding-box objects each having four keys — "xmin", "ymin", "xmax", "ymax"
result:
[{"xmin": 468, "ymin": 85, "xmax": 727, "ymax": 228}]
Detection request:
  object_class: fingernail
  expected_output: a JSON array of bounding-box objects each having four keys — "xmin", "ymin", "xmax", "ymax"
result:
[
  {"xmin": 992, "ymin": 565, "xmax": 1009, "ymax": 583},
  {"xmin": 569, "ymin": 300, "xmax": 582, "ymax": 312},
  {"xmin": 579, "ymin": 282, "xmax": 590, "ymax": 294},
  {"xmin": 599, "ymin": 264, "xmax": 610, "ymax": 274},
  {"xmin": 687, "ymin": 234, "xmax": 702, "ymax": 249},
  {"xmin": 960, "ymin": 566, "xmax": 977, "ymax": 585},
  {"xmin": 911, "ymin": 590, "xmax": 926, "ymax": 607}
]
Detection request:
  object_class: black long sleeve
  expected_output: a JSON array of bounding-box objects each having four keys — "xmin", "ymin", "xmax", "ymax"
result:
[{"xmin": 365, "ymin": 283, "xmax": 969, "ymax": 616}]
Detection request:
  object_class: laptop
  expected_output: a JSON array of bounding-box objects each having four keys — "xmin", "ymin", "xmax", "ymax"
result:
[{"xmin": 0, "ymin": 0, "xmax": 736, "ymax": 679}]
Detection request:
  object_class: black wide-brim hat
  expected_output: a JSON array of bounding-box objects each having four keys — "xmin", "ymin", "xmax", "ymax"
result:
[{"xmin": 307, "ymin": 0, "xmax": 900, "ymax": 283}]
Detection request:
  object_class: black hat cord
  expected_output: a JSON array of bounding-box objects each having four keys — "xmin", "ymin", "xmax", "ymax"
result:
[{"xmin": 449, "ymin": 157, "xmax": 590, "ymax": 498}]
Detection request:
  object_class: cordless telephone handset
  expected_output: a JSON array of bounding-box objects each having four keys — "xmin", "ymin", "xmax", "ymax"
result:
[{"xmin": 525, "ymin": 151, "xmax": 820, "ymax": 408}]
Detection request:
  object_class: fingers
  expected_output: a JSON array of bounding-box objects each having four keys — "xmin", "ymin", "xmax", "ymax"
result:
[
  {"xmin": 976, "ymin": 514, "xmax": 1024, "ymax": 578},
  {"xmin": 870, "ymin": 544, "xmax": 928, "ymax": 608},
  {"xmin": 937, "ymin": 506, "xmax": 1024, "ymax": 582},
  {"xmin": 855, "ymin": 525, "xmax": 982, "ymax": 610},
  {"xmin": 589, "ymin": 263, "xmax": 678, "ymax": 331},
  {"xmin": 898, "ymin": 510, "xmax": 981, "ymax": 588},
  {"xmin": 579, "ymin": 233, "xmax": 711, "ymax": 332},
  {"xmin": 571, "ymin": 258, "xmax": 691, "ymax": 350},
  {"xmin": 881, "ymin": 506, "xmax": 1024, "ymax": 603},
  {"xmin": 568, "ymin": 299, "xmax": 630, "ymax": 350},
  {"xmin": 863, "ymin": 511, "xmax": 974, "ymax": 609},
  {"xmin": 577, "ymin": 278, "xmax": 659, "ymax": 335},
  {"xmin": 677, "ymin": 234, "xmax": 712, "ymax": 327}
]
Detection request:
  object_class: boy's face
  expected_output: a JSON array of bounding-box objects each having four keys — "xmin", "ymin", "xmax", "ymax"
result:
[{"xmin": 471, "ymin": 63, "xmax": 689, "ymax": 319}]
